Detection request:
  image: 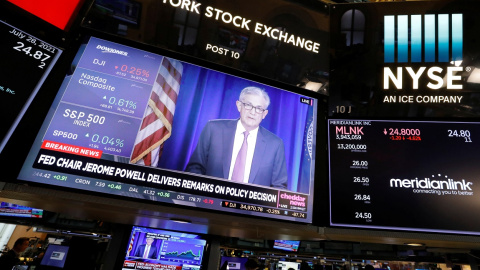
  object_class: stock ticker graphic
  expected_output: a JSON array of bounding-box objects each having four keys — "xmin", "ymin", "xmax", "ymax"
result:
[
  {"xmin": 160, "ymin": 241, "xmax": 203, "ymax": 263},
  {"xmin": 384, "ymin": 14, "xmax": 463, "ymax": 63}
]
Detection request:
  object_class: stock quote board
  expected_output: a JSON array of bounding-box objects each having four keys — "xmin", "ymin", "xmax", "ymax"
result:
[
  {"xmin": 0, "ymin": 19, "xmax": 62, "ymax": 152},
  {"xmin": 328, "ymin": 119, "xmax": 480, "ymax": 234},
  {"xmin": 327, "ymin": 0, "xmax": 480, "ymax": 234}
]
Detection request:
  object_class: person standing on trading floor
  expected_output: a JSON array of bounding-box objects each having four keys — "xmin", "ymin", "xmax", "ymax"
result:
[{"xmin": 0, "ymin": 237, "xmax": 30, "ymax": 270}]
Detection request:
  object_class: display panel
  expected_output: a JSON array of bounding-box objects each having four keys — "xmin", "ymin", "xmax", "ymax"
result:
[
  {"xmin": 220, "ymin": 257, "xmax": 248, "ymax": 270},
  {"xmin": 6, "ymin": 0, "xmax": 83, "ymax": 30},
  {"xmin": 329, "ymin": 0, "xmax": 480, "ymax": 118},
  {"xmin": 17, "ymin": 36, "xmax": 320, "ymax": 223},
  {"xmin": 277, "ymin": 261, "xmax": 300, "ymax": 270},
  {"xmin": 40, "ymin": 244, "xmax": 70, "ymax": 268},
  {"xmin": 122, "ymin": 226, "xmax": 206, "ymax": 270},
  {"xmin": 329, "ymin": 119, "xmax": 480, "ymax": 234},
  {"xmin": 0, "ymin": 19, "xmax": 62, "ymax": 153},
  {"xmin": 273, "ymin": 240, "xmax": 300, "ymax": 252},
  {"xmin": 0, "ymin": 202, "xmax": 43, "ymax": 218}
]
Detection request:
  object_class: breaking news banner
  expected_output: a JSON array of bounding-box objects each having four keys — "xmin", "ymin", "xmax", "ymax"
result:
[{"xmin": 33, "ymin": 148, "xmax": 308, "ymax": 210}]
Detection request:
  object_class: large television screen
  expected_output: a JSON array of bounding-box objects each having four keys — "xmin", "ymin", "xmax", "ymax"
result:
[
  {"xmin": 273, "ymin": 240, "xmax": 300, "ymax": 252},
  {"xmin": 122, "ymin": 226, "xmax": 206, "ymax": 270},
  {"xmin": 0, "ymin": 19, "xmax": 62, "ymax": 153},
  {"xmin": 17, "ymin": 35, "xmax": 320, "ymax": 223},
  {"xmin": 329, "ymin": 119, "xmax": 480, "ymax": 235},
  {"xmin": 0, "ymin": 202, "xmax": 43, "ymax": 218}
]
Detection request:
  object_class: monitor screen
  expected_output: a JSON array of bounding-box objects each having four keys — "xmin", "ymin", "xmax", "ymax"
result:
[
  {"xmin": 17, "ymin": 35, "xmax": 320, "ymax": 223},
  {"xmin": 40, "ymin": 244, "xmax": 70, "ymax": 268},
  {"xmin": 277, "ymin": 261, "xmax": 300, "ymax": 270},
  {"xmin": 328, "ymin": 1, "xmax": 480, "ymax": 118},
  {"xmin": 273, "ymin": 240, "xmax": 300, "ymax": 252},
  {"xmin": 220, "ymin": 257, "xmax": 248, "ymax": 270},
  {"xmin": 0, "ymin": 202, "xmax": 43, "ymax": 218},
  {"xmin": 329, "ymin": 119, "xmax": 480, "ymax": 235},
  {"xmin": 0, "ymin": 19, "xmax": 62, "ymax": 153},
  {"xmin": 122, "ymin": 226, "xmax": 206, "ymax": 270},
  {"xmin": 6, "ymin": 0, "xmax": 83, "ymax": 30}
]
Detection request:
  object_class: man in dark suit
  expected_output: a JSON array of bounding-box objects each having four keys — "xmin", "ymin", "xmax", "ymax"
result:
[
  {"xmin": 186, "ymin": 86, "xmax": 287, "ymax": 188},
  {"xmin": 0, "ymin": 237, "xmax": 29, "ymax": 270},
  {"xmin": 134, "ymin": 237, "xmax": 157, "ymax": 259}
]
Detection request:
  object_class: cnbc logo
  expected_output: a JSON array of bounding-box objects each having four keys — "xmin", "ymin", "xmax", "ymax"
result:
[{"xmin": 383, "ymin": 14, "xmax": 464, "ymax": 90}]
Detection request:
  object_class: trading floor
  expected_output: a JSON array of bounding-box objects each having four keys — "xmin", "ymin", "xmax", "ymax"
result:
[{"xmin": 1, "ymin": 0, "xmax": 480, "ymax": 269}]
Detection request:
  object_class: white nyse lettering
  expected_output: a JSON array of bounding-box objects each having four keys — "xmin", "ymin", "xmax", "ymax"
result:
[
  {"xmin": 384, "ymin": 66, "xmax": 463, "ymax": 90},
  {"xmin": 405, "ymin": 67, "xmax": 426, "ymax": 89},
  {"xmin": 427, "ymin": 67, "xmax": 443, "ymax": 89},
  {"xmin": 447, "ymin": 66, "xmax": 463, "ymax": 89},
  {"xmin": 384, "ymin": 67, "xmax": 402, "ymax": 89}
]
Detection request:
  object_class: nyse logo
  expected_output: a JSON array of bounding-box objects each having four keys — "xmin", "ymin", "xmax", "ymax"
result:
[
  {"xmin": 383, "ymin": 14, "xmax": 464, "ymax": 90},
  {"xmin": 384, "ymin": 14, "xmax": 462, "ymax": 63}
]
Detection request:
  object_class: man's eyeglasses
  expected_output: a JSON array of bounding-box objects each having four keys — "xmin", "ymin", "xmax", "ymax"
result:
[{"xmin": 239, "ymin": 101, "xmax": 266, "ymax": 113}]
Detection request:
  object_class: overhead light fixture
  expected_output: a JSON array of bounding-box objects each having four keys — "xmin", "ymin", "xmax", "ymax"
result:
[
  {"xmin": 170, "ymin": 218, "xmax": 191, "ymax": 224},
  {"xmin": 405, "ymin": 243, "xmax": 425, "ymax": 247}
]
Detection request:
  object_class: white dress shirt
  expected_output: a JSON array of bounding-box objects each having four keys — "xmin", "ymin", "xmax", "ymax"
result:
[{"xmin": 228, "ymin": 121, "xmax": 258, "ymax": 183}]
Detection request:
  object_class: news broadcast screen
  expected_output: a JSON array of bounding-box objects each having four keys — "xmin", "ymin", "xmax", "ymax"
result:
[
  {"xmin": 0, "ymin": 202, "xmax": 43, "ymax": 218},
  {"xmin": 17, "ymin": 36, "xmax": 319, "ymax": 223},
  {"xmin": 329, "ymin": 119, "xmax": 480, "ymax": 235},
  {"xmin": 0, "ymin": 19, "xmax": 62, "ymax": 153},
  {"xmin": 272, "ymin": 240, "xmax": 300, "ymax": 252},
  {"xmin": 122, "ymin": 226, "xmax": 206, "ymax": 270}
]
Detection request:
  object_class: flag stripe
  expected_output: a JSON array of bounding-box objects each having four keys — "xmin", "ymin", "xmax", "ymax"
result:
[
  {"xmin": 139, "ymin": 110, "xmax": 158, "ymax": 131},
  {"xmin": 131, "ymin": 126, "xmax": 169, "ymax": 160},
  {"xmin": 162, "ymin": 58, "xmax": 182, "ymax": 86},
  {"xmin": 135, "ymin": 118, "xmax": 166, "ymax": 145},
  {"xmin": 156, "ymin": 73, "xmax": 179, "ymax": 104},
  {"xmin": 130, "ymin": 57, "xmax": 183, "ymax": 165},
  {"xmin": 151, "ymin": 91, "xmax": 175, "ymax": 121},
  {"xmin": 143, "ymin": 152, "xmax": 151, "ymax": 166}
]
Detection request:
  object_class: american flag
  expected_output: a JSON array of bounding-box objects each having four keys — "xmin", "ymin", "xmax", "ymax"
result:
[
  {"xmin": 127, "ymin": 232, "xmax": 135, "ymax": 256},
  {"xmin": 130, "ymin": 57, "xmax": 183, "ymax": 166}
]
